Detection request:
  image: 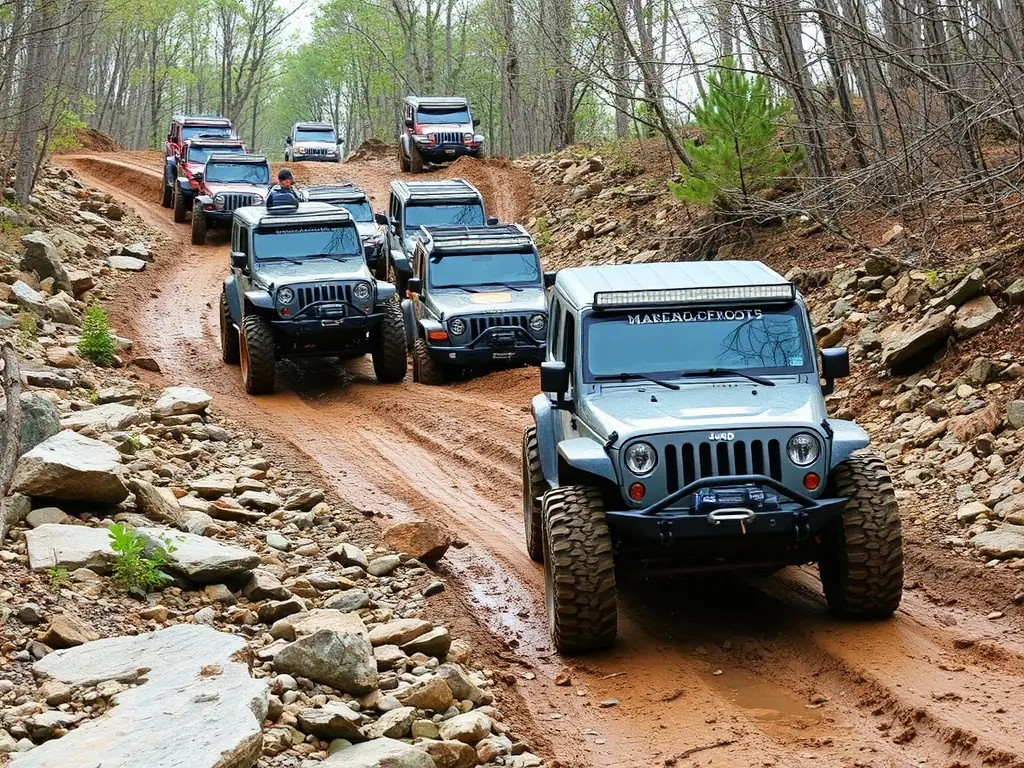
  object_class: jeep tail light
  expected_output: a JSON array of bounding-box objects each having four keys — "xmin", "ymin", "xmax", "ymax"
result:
[
  {"xmin": 628, "ymin": 482, "xmax": 645, "ymax": 501},
  {"xmin": 803, "ymin": 472, "xmax": 820, "ymax": 491},
  {"xmin": 428, "ymin": 330, "xmax": 448, "ymax": 341}
]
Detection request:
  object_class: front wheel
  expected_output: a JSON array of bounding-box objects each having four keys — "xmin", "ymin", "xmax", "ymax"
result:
[
  {"xmin": 412, "ymin": 338, "xmax": 445, "ymax": 385},
  {"xmin": 220, "ymin": 292, "xmax": 240, "ymax": 365},
  {"xmin": 523, "ymin": 427, "xmax": 545, "ymax": 563},
  {"xmin": 371, "ymin": 299, "xmax": 408, "ymax": 383},
  {"xmin": 818, "ymin": 454, "xmax": 904, "ymax": 619},
  {"xmin": 399, "ymin": 143, "xmax": 411, "ymax": 173},
  {"xmin": 542, "ymin": 486, "xmax": 617, "ymax": 653},
  {"xmin": 161, "ymin": 173, "xmax": 173, "ymax": 208},
  {"xmin": 191, "ymin": 202, "xmax": 207, "ymax": 245},
  {"xmin": 240, "ymin": 316, "xmax": 276, "ymax": 395},
  {"xmin": 173, "ymin": 184, "xmax": 188, "ymax": 223},
  {"xmin": 409, "ymin": 145, "xmax": 424, "ymax": 174}
]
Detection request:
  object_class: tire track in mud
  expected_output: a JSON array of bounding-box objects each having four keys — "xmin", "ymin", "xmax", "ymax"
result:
[{"xmin": 58, "ymin": 151, "xmax": 1024, "ymax": 768}]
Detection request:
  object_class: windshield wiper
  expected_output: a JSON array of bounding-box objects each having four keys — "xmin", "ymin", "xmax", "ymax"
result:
[
  {"xmin": 593, "ymin": 372, "xmax": 680, "ymax": 391},
  {"xmin": 680, "ymin": 368, "xmax": 776, "ymax": 386},
  {"xmin": 306, "ymin": 253, "xmax": 352, "ymax": 262},
  {"xmin": 261, "ymin": 256, "xmax": 302, "ymax": 265},
  {"xmin": 435, "ymin": 285, "xmax": 481, "ymax": 293},
  {"xmin": 475, "ymin": 282, "xmax": 523, "ymax": 292}
]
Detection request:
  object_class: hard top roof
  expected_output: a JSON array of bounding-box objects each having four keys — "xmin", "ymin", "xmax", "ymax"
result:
[
  {"xmin": 173, "ymin": 115, "xmax": 233, "ymax": 125},
  {"xmin": 304, "ymin": 184, "xmax": 368, "ymax": 202},
  {"xmin": 186, "ymin": 137, "xmax": 245, "ymax": 148},
  {"xmin": 405, "ymin": 96, "xmax": 469, "ymax": 109},
  {"xmin": 235, "ymin": 201, "xmax": 354, "ymax": 227},
  {"xmin": 419, "ymin": 224, "xmax": 533, "ymax": 253},
  {"xmin": 556, "ymin": 261, "xmax": 792, "ymax": 309},
  {"xmin": 206, "ymin": 153, "xmax": 268, "ymax": 164},
  {"xmin": 390, "ymin": 178, "xmax": 482, "ymax": 203},
  {"xmin": 293, "ymin": 121, "xmax": 336, "ymax": 130}
]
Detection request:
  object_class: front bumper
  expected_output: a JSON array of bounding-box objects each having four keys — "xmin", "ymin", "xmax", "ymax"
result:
[
  {"xmin": 201, "ymin": 210, "xmax": 234, "ymax": 223},
  {"xmin": 271, "ymin": 304, "xmax": 383, "ymax": 343},
  {"xmin": 415, "ymin": 144, "xmax": 481, "ymax": 160},
  {"xmin": 606, "ymin": 475, "xmax": 846, "ymax": 544},
  {"xmin": 427, "ymin": 326, "xmax": 544, "ymax": 367},
  {"xmin": 293, "ymin": 154, "xmax": 339, "ymax": 162}
]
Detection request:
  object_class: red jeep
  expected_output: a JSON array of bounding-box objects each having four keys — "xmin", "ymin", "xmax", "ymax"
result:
[
  {"xmin": 167, "ymin": 137, "xmax": 247, "ymax": 223},
  {"xmin": 161, "ymin": 115, "xmax": 237, "ymax": 209}
]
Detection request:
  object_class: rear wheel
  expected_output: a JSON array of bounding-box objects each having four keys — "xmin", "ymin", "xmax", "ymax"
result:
[
  {"xmin": 522, "ymin": 427, "xmax": 545, "ymax": 563},
  {"xmin": 542, "ymin": 486, "xmax": 617, "ymax": 653},
  {"xmin": 161, "ymin": 172, "xmax": 172, "ymax": 208},
  {"xmin": 371, "ymin": 298, "xmax": 407, "ymax": 383},
  {"xmin": 412, "ymin": 338, "xmax": 445, "ymax": 386},
  {"xmin": 173, "ymin": 184, "xmax": 188, "ymax": 223},
  {"xmin": 220, "ymin": 292, "xmax": 240, "ymax": 365},
  {"xmin": 190, "ymin": 202, "xmax": 207, "ymax": 245},
  {"xmin": 818, "ymin": 454, "xmax": 904, "ymax": 619},
  {"xmin": 240, "ymin": 316, "xmax": 276, "ymax": 395},
  {"xmin": 399, "ymin": 143, "xmax": 410, "ymax": 173},
  {"xmin": 409, "ymin": 145, "xmax": 424, "ymax": 174}
]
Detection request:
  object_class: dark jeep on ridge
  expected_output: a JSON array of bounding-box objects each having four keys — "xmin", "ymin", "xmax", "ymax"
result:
[
  {"xmin": 403, "ymin": 224, "xmax": 550, "ymax": 384},
  {"xmin": 220, "ymin": 196, "xmax": 407, "ymax": 395}
]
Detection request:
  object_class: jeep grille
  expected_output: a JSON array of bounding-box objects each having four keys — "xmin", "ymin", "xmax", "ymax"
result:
[
  {"xmin": 468, "ymin": 314, "xmax": 531, "ymax": 337},
  {"xmin": 220, "ymin": 192, "xmax": 260, "ymax": 211},
  {"xmin": 433, "ymin": 131, "xmax": 463, "ymax": 145},
  {"xmin": 296, "ymin": 283, "xmax": 353, "ymax": 309},
  {"xmin": 665, "ymin": 438, "xmax": 783, "ymax": 492}
]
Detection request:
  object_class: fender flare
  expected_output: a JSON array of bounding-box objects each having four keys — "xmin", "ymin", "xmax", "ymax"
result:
[
  {"xmin": 223, "ymin": 276, "xmax": 242, "ymax": 324},
  {"xmin": 418, "ymin": 317, "xmax": 443, "ymax": 340},
  {"xmin": 196, "ymin": 195, "xmax": 213, "ymax": 207},
  {"xmin": 557, "ymin": 437, "xmax": 619, "ymax": 485},
  {"xmin": 389, "ymin": 249, "xmax": 412, "ymax": 278},
  {"xmin": 829, "ymin": 419, "xmax": 871, "ymax": 469},
  {"xmin": 177, "ymin": 178, "xmax": 193, "ymax": 195},
  {"xmin": 401, "ymin": 299, "xmax": 416, "ymax": 349},
  {"xmin": 531, "ymin": 394, "xmax": 559, "ymax": 485},
  {"xmin": 244, "ymin": 289, "xmax": 274, "ymax": 313},
  {"xmin": 376, "ymin": 282, "xmax": 397, "ymax": 302},
  {"xmin": 164, "ymin": 158, "xmax": 176, "ymax": 184}
]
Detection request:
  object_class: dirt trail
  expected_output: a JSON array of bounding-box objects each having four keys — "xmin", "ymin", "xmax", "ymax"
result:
[{"xmin": 59, "ymin": 151, "xmax": 1024, "ymax": 768}]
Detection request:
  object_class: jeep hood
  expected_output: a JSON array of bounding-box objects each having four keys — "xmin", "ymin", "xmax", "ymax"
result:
[
  {"xmin": 255, "ymin": 258, "xmax": 370, "ymax": 286},
  {"xmin": 419, "ymin": 122, "xmax": 474, "ymax": 136},
  {"xmin": 429, "ymin": 286, "xmax": 545, "ymax": 319},
  {"xmin": 205, "ymin": 183, "xmax": 268, "ymax": 198},
  {"xmin": 580, "ymin": 381, "xmax": 829, "ymax": 439},
  {"xmin": 356, "ymin": 222, "xmax": 378, "ymax": 239},
  {"xmin": 185, "ymin": 161, "xmax": 205, "ymax": 175}
]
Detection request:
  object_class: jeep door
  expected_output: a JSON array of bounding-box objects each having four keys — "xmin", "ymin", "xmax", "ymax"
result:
[{"xmin": 227, "ymin": 222, "xmax": 252, "ymax": 320}]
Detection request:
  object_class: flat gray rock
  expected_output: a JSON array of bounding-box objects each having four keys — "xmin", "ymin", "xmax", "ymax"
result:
[
  {"xmin": 273, "ymin": 615, "xmax": 377, "ymax": 695},
  {"xmin": 971, "ymin": 524, "xmax": 1024, "ymax": 558},
  {"xmin": 153, "ymin": 386, "xmax": 211, "ymax": 417},
  {"xmin": 107, "ymin": 255, "xmax": 146, "ymax": 271},
  {"xmin": 10, "ymin": 625, "xmax": 267, "ymax": 768},
  {"xmin": 11, "ymin": 430, "xmax": 128, "ymax": 504},
  {"xmin": 60, "ymin": 403, "xmax": 142, "ymax": 432},
  {"xmin": 320, "ymin": 738, "xmax": 434, "ymax": 768}
]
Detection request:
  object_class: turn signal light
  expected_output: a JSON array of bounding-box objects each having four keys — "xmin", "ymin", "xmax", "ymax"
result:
[
  {"xmin": 428, "ymin": 330, "xmax": 448, "ymax": 341},
  {"xmin": 628, "ymin": 482, "xmax": 646, "ymax": 501},
  {"xmin": 803, "ymin": 472, "xmax": 821, "ymax": 491}
]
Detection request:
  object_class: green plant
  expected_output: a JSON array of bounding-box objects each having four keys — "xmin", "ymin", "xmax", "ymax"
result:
[
  {"xmin": 535, "ymin": 216, "xmax": 552, "ymax": 249},
  {"xmin": 47, "ymin": 566, "xmax": 70, "ymax": 593},
  {"xmin": 670, "ymin": 57, "xmax": 802, "ymax": 211},
  {"xmin": 88, "ymin": 391, "xmax": 100, "ymax": 404},
  {"xmin": 17, "ymin": 314, "xmax": 37, "ymax": 345},
  {"xmin": 108, "ymin": 523, "xmax": 175, "ymax": 593},
  {"xmin": 77, "ymin": 304, "xmax": 116, "ymax": 366}
]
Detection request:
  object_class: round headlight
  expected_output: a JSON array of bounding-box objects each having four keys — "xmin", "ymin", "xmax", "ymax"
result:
[
  {"xmin": 213, "ymin": 193, "xmax": 225, "ymax": 210},
  {"xmin": 787, "ymin": 433, "xmax": 821, "ymax": 466},
  {"xmin": 277, "ymin": 287, "xmax": 294, "ymax": 305},
  {"xmin": 251, "ymin": 194, "xmax": 263, "ymax": 205},
  {"xmin": 449, "ymin": 317, "xmax": 466, "ymax": 336},
  {"xmin": 625, "ymin": 442, "xmax": 657, "ymax": 476},
  {"xmin": 529, "ymin": 314, "xmax": 546, "ymax": 332},
  {"xmin": 353, "ymin": 282, "xmax": 370, "ymax": 301}
]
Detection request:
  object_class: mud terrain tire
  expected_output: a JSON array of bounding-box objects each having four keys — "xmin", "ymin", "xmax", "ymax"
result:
[
  {"xmin": 220, "ymin": 292, "xmax": 240, "ymax": 365},
  {"xmin": 371, "ymin": 298, "xmax": 408, "ymax": 383},
  {"xmin": 240, "ymin": 316, "xmax": 276, "ymax": 395},
  {"xmin": 522, "ymin": 426, "xmax": 545, "ymax": 562},
  {"xmin": 542, "ymin": 485, "xmax": 617, "ymax": 653},
  {"xmin": 819, "ymin": 453, "xmax": 903, "ymax": 619},
  {"xmin": 173, "ymin": 184, "xmax": 188, "ymax": 223},
  {"xmin": 410, "ymin": 145, "xmax": 424, "ymax": 174},
  {"xmin": 161, "ymin": 173, "xmax": 173, "ymax": 208},
  {"xmin": 191, "ymin": 202, "xmax": 207, "ymax": 245},
  {"xmin": 399, "ymin": 144, "xmax": 411, "ymax": 173},
  {"xmin": 412, "ymin": 338, "xmax": 445, "ymax": 385}
]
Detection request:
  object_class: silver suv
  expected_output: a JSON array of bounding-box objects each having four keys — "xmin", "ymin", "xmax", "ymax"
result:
[
  {"xmin": 524, "ymin": 261, "xmax": 904, "ymax": 652},
  {"xmin": 284, "ymin": 122, "xmax": 342, "ymax": 163}
]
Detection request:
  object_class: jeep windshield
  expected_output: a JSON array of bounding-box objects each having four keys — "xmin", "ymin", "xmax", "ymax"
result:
[
  {"xmin": 430, "ymin": 250, "xmax": 540, "ymax": 289},
  {"xmin": 182, "ymin": 125, "xmax": 232, "ymax": 140},
  {"xmin": 584, "ymin": 305, "xmax": 813, "ymax": 381},
  {"xmin": 416, "ymin": 108, "xmax": 471, "ymax": 125},
  {"xmin": 187, "ymin": 146, "xmax": 245, "ymax": 165},
  {"xmin": 205, "ymin": 163, "xmax": 270, "ymax": 185},
  {"xmin": 295, "ymin": 128, "xmax": 337, "ymax": 143},
  {"xmin": 253, "ymin": 224, "xmax": 361, "ymax": 261},
  {"xmin": 405, "ymin": 203, "xmax": 483, "ymax": 239},
  {"xmin": 332, "ymin": 200, "xmax": 373, "ymax": 222}
]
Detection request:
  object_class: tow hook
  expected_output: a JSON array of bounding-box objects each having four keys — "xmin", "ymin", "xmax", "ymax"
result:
[
  {"xmin": 658, "ymin": 520, "xmax": 673, "ymax": 544},
  {"xmin": 794, "ymin": 511, "xmax": 811, "ymax": 541}
]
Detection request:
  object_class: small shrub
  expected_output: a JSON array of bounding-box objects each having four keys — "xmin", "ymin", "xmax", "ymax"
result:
[
  {"xmin": 47, "ymin": 566, "xmax": 70, "ymax": 593},
  {"xmin": 108, "ymin": 523, "xmax": 175, "ymax": 593},
  {"xmin": 78, "ymin": 304, "xmax": 116, "ymax": 366},
  {"xmin": 17, "ymin": 314, "xmax": 37, "ymax": 345},
  {"xmin": 535, "ymin": 216, "xmax": 552, "ymax": 249}
]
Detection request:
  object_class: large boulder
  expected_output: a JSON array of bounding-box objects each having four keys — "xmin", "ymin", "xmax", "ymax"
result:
[
  {"xmin": 273, "ymin": 615, "xmax": 378, "ymax": 695},
  {"xmin": 0, "ymin": 392, "xmax": 60, "ymax": 455},
  {"xmin": 10, "ymin": 430, "xmax": 128, "ymax": 504},
  {"xmin": 880, "ymin": 313, "xmax": 952, "ymax": 371},
  {"xmin": 11, "ymin": 280, "xmax": 48, "ymax": 315},
  {"xmin": 296, "ymin": 703, "xmax": 366, "ymax": 742},
  {"xmin": 9, "ymin": 625, "xmax": 268, "ymax": 768},
  {"xmin": 20, "ymin": 231, "xmax": 72, "ymax": 295},
  {"xmin": 153, "ymin": 386, "xmax": 212, "ymax": 417},
  {"xmin": 320, "ymin": 738, "xmax": 434, "ymax": 768},
  {"xmin": 940, "ymin": 267, "xmax": 985, "ymax": 307},
  {"xmin": 971, "ymin": 525, "xmax": 1024, "ymax": 559},
  {"xmin": 60, "ymin": 403, "xmax": 142, "ymax": 433},
  {"xmin": 383, "ymin": 520, "xmax": 451, "ymax": 564},
  {"xmin": 954, "ymin": 295, "xmax": 1003, "ymax": 338}
]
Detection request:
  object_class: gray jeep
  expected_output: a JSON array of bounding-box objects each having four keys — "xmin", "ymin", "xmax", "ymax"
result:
[
  {"xmin": 525, "ymin": 261, "xmax": 903, "ymax": 653},
  {"xmin": 220, "ymin": 197, "xmax": 407, "ymax": 395},
  {"xmin": 191, "ymin": 153, "xmax": 271, "ymax": 245},
  {"xmin": 401, "ymin": 224, "xmax": 551, "ymax": 384}
]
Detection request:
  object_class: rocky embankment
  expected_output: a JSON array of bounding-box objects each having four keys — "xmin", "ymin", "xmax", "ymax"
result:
[{"xmin": 0, "ymin": 166, "xmax": 545, "ymax": 768}]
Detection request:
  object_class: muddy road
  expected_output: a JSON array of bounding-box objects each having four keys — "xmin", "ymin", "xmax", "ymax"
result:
[{"xmin": 60, "ymin": 150, "xmax": 1024, "ymax": 768}]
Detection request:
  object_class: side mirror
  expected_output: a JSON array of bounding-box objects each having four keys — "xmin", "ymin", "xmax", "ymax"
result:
[
  {"xmin": 404, "ymin": 117, "xmax": 414, "ymax": 128},
  {"xmin": 472, "ymin": 117, "xmax": 481, "ymax": 127},
  {"xmin": 406, "ymin": 277, "xmax": 422, "ymax": 294},
  {"xmin": 230, "ymin": 251, "xmax": 247, "ymax": 270},
  {"xmin": 486, "ymin": 216, "xmax": 499, "ymax": 226},
  {"xmin": 167, "ymin": 133, "xmax": 173, "ymax": 142},
  {"xmin": 285, "ymin": 136, "xmax": 292, "ymax": 144},
  {"xmin": 193, "ymin": 171, "xmax": 203, "ymax": 182},
  {"xmin": 543, "ymin": 271, "xmax": 556, "ymax": 289},
  {"xmin": 375, "ymin": 211, "xmax": 389, "ymax": 226},
  {"xmin": 541, "ymin": 361, "xmax": 569, "ymax": 396},
  {"xmin": 820, "ymin": 347, "xmax": 849, "ymax": 395}
]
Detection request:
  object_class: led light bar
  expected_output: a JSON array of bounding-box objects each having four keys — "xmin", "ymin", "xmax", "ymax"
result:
[
  {"xmin": 593, "ymin": 283, "xmax": 796, "ymax": 308},
  {"xmin": 259, "ymin": 214, "xmax": 351, "ymax": 227}
]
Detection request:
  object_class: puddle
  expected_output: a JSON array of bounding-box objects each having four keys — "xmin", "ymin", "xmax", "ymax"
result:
[{"xmin": 709, "ymin": 668, "xmax": 823, "ymax": 724}]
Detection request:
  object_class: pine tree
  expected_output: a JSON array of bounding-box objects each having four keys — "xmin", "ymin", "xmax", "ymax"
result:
[
  {"xmin": 670, "ymin": 58, "xmax": 802, "ymax": 211},
  {"xmin": 78, "ymin": 304, "xmax": 116, "ymax": 366}
]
